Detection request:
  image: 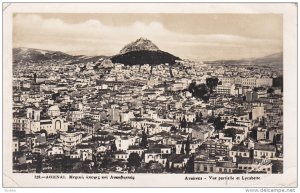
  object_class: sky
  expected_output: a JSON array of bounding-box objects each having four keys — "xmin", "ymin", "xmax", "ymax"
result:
[{"xmin": 13, "ymin": 13, "xmax": 283, "ymax": 61}]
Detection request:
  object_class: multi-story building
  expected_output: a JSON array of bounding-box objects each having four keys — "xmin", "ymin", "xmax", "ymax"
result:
[{"xmin": 59, "ymin": 131, "xmax": 83, "ymax": 150}]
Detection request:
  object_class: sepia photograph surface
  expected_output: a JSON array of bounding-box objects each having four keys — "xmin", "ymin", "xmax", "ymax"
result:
[{"xmin": 3, "ymin": 3, "xmax": 297, "ymax": 188}]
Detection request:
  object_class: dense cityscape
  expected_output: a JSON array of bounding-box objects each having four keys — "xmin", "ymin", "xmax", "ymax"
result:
[{"xmin": 12, "ymin": 38, "xmax": 283, "ymax": 174}]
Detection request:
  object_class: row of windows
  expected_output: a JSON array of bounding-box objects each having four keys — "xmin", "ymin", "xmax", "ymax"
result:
[
  {"xmin": 238, "ymin": 166, "xmax": 271, "ymax": 171},
  {"xmin": 202, "ymin": 165, "xmax": 214, "ymax": 172},
  {"xmin": 231, "ymin": 152, "xmax": 248, "ymax": 156},
  {"xmin": 254, "ymin": 151, "xmax": 274, "ymax": 157},
  {"xmin": 218, "ymin": 168, "xmax": 232, "ymax": 173}
]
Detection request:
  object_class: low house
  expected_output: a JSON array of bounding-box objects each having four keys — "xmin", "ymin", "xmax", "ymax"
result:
[
  {"xmin": 32, "ymin": 144, "xmax": 49, "ymax": 156},
  {"xmin": 76, "ymin": 144, "xmax": 93, "ymax": 161},
  {"xmin": 158, "ymin": 123, "xmax": 173, "ymax": 132},
  {"xmin": 47, "ymin": 145, "xmax": 64, "ymax": 156},
  {"xmin": 144, "ymin": 149, "xmax": 162, "ymax": 163},
  {"xmin": 127, "ymin": 145, "xmax": 144, "ymax": 157},
  {"xmin": 168, "ymin": 154, "xmax": 189, "ymax": 169},
  {"xmin": 59, "ymin": 131, "xmax": 83, "ymax": 150},
  {"xmin": 237, "ymin": 157, "xmax": 272, "ymax": 174},
  {"xmin": 215, "ymin": 161, "xmax": 237, "ymax": 173},
  {"xmin": 194, "ymin": 158, "xmax": 216, "ymax": 173},
  {"xmin": 114, "ymin": 135, "xmax": 139, "ymax": 151},
  {"xmin": 114, "ymin": 150, "xmax": 129, "ymax": 160},
  {"xmin": 225, "ymin": 122, "xmax": 248, "ymax": 133},
  {"xmin": 229, "ymin": 145, "xmax": 250, "ymax": 162},
  {"xmin": 254, "ymin": 143, "xmax": 276, "ymax": 159}
]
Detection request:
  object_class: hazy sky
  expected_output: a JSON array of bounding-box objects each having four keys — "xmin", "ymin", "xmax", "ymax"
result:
[{"xmin": 13, "ymin": 13, "xmax": 283, "ymax": 60}]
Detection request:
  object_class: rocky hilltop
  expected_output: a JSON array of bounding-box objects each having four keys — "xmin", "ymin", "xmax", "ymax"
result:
[{"xmin": 119, "ymin": 37, "xmax": 160, "ymax": 54}]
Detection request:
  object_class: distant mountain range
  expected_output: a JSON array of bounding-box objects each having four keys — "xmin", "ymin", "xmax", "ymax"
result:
[
  {"xmin": 13, "ymin": 47, "xmax": 108, "ymax": 64},
  {"xmin": 204, "ymin": 52, "xmax": 283, "ymax": 68}
]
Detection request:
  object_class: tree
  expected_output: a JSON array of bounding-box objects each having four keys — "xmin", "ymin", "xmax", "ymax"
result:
[
  {"xmin": 181, "ymin": 116, "xmax": 187, "ymax": 128},
  {"xmin": 223, "ymin": 128, "xmax": 237, "ymax": 141},
  {"xmin": 170, "ymin": 162, "xmax": 175, "ymax": 172},
  {"xmin": 169, "ymin": 66, "xmax": 174, "ymax": 78},
  {"xmin": 141, "ymin": 151, "xmax": 145, "ymax": 161},
  {"xmin": 140, "ymin": 131, "xmax": 148, "ymax": 148},
  {"xmin": 180, "ymin": 141, "xmax": 185, "ymax": 154},
  {"xmin": 185, "ymin": 137, "xmax": 191, "ymax": 155},
  {"xmin": 207, "ymin": 116, "xmax": 215, "ymax": 124},
  {"xmin": 272, "ymin": 76, "xmax": 283, "ymax": 91},
  {"xmin": 195, "ymin": 112, "xmax": 203, "ymax": 123},
  {"xmin": 267, "ymin": 87, "xmax": 274, "ymax": 94},
  {"xmin": 101, "ymin": 157, "xmax": 110, "ymax": 168},
  {"xmin": 272, "ymin": 134, "xmax": 277, "ymax": 145},
  {"xmin": 165, "ymin": 159, "xmax": 170, "ymax": 172},
  {"xmin": 35, "ymin": 154, "xmax": 43, "ymax": 173},
  {"xmin": 170, "ymin": 126, "xmax": 177, "ymax": 133},
  {"xmin": 127, "ymin": 153, "xmax": 141, "ymax": 168},
  {"xmin": 185, "ymin": 154, "xmax": 195, "ymax": 173},
  {"xmin": 206, "ymin": 77, "xmax": 219, "ymax": 93},
  {"xmin": 111, "ymin": 140, "xmax": 117, "ymax": 152},
  {"xmin": 214, "ymin": 115, "xmax": 226, "ymax": 131},
  {"xmin": 172, "ymin": 146, "xmax": 176, "ymax": 154},
  {"xmin": 188, "ymin": 82, "xmax": 208, "ymax": 100},
  {"xmin": 51, "ymin": 93, "xmax": 60, "ymax": 101},
  {"xmin": 260, "ymin": 116, "xmax": 266, "ymax": 127}
]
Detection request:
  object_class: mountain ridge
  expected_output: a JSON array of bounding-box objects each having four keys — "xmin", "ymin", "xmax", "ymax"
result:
[
  {"xmin": 13, "ymin": 47, "xmax": 109, "ymax": 64},
  {"xmin": 13, "ymin": 46, "xmax": 282, "ymax": 68},
  {"xmin": 204, "ymin": 52, "xmax": 283, "ymax": 67}
]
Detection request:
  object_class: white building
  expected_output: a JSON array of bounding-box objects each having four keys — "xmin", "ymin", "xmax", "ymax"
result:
[
  {"xmin": 215, "ymin": 84, "xmax": 235, "ymax": 95},
  {"xmin": 59, "ymin": 132, "xmax": 83, "ymax": 150}
]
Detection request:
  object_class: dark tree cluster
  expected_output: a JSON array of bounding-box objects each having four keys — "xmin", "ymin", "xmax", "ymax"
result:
[
  {"xmin": 206, "ymin": 77, "xmax": 219, "ymax": 93},
  {"xmin": 187, "ymin": 81, "xmax": 209, "ymax": 100},
  {"xmin": 223, "ymin": 128, "xmax": 238, "ymax": 141},
  {"xmin": 180, "ymin": 137, "xmax": 191, "ymax": 155},
  {"xmin": 194, "ymin": 112, "xmax": 203, "ymax": 123},
  {"xmin": 127, "ymin": 153, "xmax": 141, "ymax": 168},
  {"xmin": 272, "ymin": 76, "xmax": 283, "ymax": 91},
  {"xmin": 208, "ymin": 115, "xmax": 227, "ymax": 131},
  {"xmin": 185, "ymin": 154, "xmax": 195, "ymax": 173},
  {"xmin": 111, "ymin": 50, "xmax": 180, "ymax": 66},
  {"xmin": 140, "ymin": 131, "xmax": 148, "ymax": 148},
  {"xmin": 180, "ymin": 116, "xmax": 187, "ymax": 128}
]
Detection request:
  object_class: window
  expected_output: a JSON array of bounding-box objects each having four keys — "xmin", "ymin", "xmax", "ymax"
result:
[
  {"xmin": 204, "ymin": 166, "xmax": 207, "ymax": 171},
  {"xmin": 210, "ymin": 167, "xmax": 214, "ymax": 172}
]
